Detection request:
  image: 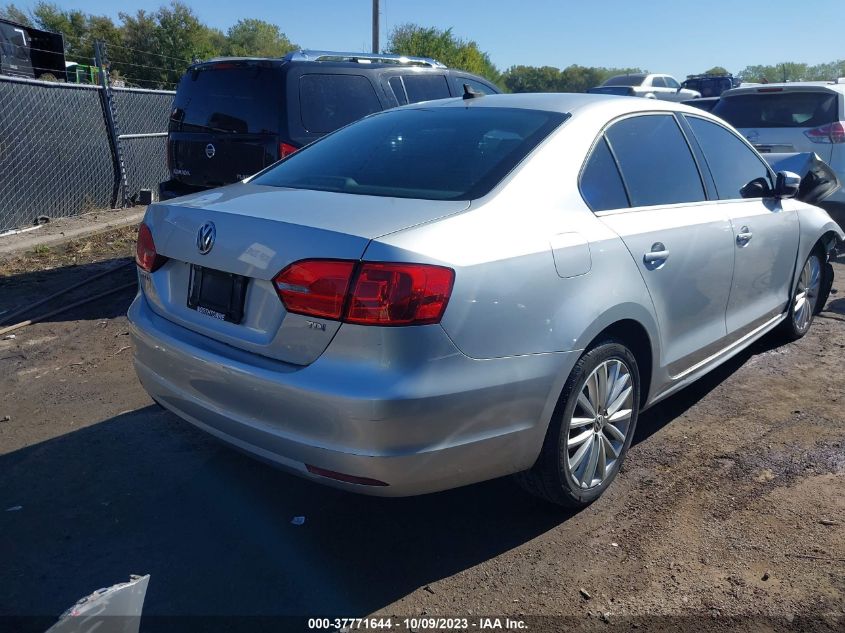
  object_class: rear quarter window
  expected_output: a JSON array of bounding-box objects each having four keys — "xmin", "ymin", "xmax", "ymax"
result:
[
  {"xmin": 580, "ymin": 137, "xmax": 629, "ymax": 212},
  {"xmin": 299, "ymin": 74, "xmax": 382, "ymax": 134},
  {"xmin": 713, "ymin": 91, "xmax": 838, "ymax": 128}
]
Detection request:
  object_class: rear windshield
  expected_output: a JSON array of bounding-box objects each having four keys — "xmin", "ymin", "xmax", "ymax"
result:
[
  {"xmin": 251, "ymin": 107, "xmax": 568, "ymax": 201},
  {"xmin": 604, "ymin": 75, "xmax": 645, "ymax": 87},
  {"xmin": 170, "ymin": 64, "xmax": 284, "ymax": 134},
  {"xmin": 713, "ymin": 91, "xmax": 838, "ymax": 128}
]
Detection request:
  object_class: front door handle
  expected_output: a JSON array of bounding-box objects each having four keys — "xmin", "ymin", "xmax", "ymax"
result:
[
  {"xmin": 736, "ymin": 226, "xmax": 753, "ymax": 246},
  {"xmin": 643, "ymin": 242, "xmax": 670, "ymax": 264}
]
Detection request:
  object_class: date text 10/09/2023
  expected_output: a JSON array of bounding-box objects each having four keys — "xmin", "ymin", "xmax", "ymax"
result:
[{"xmin": 308, "ymin": 617, "xmax": 528, "ymax": 631}]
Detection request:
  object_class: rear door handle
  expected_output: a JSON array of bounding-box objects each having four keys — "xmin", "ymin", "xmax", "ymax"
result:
[
  {"xmin": 736, "ymin": 226, "xmax": 753, "ymax": 245},
  {"xmin": 643, "ymin": 242, "xmax": 670, "ymax": 264}
]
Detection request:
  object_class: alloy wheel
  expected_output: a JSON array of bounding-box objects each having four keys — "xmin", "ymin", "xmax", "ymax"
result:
[{"xmin": 566, "ymin": 359, "xmax": 634, "ymax": 489}]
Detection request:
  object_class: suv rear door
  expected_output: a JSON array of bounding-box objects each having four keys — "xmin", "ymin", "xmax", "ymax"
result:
[
  {"xmin": 713, "ymin": 87, "xmax": 841, "ymax": 162},
  {"xmin": 169, "ymin": 62, "xmax": 285, "ymax": 188}
]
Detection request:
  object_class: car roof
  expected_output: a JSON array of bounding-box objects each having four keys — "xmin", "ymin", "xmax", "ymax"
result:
[
  {"xmin": 402, "ymin": 91, "xmax": 720, "ymax": 119},
  {"xmin": 721, "ymin": 82, "xmax": 845, "ymax": 97}
]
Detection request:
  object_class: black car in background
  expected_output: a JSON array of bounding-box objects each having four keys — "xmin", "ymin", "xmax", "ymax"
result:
[
  {"xmin": 160, "ymin": 50, "xmax": 501, "ymax": 200},
  {"xmin": 680, "ymin": 73, "xmax": 740, "ymax": 98}
]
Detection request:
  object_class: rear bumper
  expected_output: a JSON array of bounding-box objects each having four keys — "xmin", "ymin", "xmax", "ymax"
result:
[{"xmin": 128, "ymin": 293, "xmax": 573, "ymax": 496}]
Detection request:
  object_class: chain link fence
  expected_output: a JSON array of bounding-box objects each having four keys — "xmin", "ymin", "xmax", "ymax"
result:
[
  {"xmin": 0, "ymin": 74, "xmax": 174, "ymax": 233},
  {"xmin": 112, "ymin": 87, "xmax": 173, "ymax": 204}
]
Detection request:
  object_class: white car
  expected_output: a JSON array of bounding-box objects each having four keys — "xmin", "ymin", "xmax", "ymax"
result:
[
  {"xmin": 713, "ymin": 82, "xmax": 845, "ymax": 214},
  {"xmin": 592, "ymin": 73, "xmax": 701, "ymax": 101}
]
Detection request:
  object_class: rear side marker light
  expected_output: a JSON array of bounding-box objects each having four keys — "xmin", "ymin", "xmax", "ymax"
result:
[
  {"xmin": 804, "ymin": 121, "xmax": 845, "ymax": 144},
  {"xmin": 135, "ymin": 223, "xmax": 168, "ymax": 273},
  {"xmin": 306, "ymin": 464, "xmax": 389, "ymax": 487},
  {"xmin": 272, "ymin": 259, "xmax": 455, "ymax": 326}
]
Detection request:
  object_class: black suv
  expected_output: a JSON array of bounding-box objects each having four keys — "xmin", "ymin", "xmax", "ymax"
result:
[{"xmin": 160, "ymin": 50, "xmax": 501, "ymax": 200}]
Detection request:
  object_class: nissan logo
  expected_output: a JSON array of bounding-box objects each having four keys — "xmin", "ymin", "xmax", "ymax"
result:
[
  {"xmin": 205, "ymin": 143, "xmax": 216, "ymax": 159},
  {"xmin": 196, "ymin": 221, "xmax": 216, "ymax": 255}
]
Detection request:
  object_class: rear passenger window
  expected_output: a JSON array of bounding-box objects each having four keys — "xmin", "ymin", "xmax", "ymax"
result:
[
  {"xmin": 685, "ymin": 116, "xmax": 773, "ymax": 199},
  {"xmin": 651, "ymin": 76, "xmax": 666, "ymax": 88},
  {"xmin": 402, "ymin": 74, "xmax": 451, "ymax": 103},
  {"xmin": 580, "ymin": 137, "xmax": 629, "ymax": 212},
  {"xmin": 605, "ymin": 115, "xmax": 706, "ymax": 207},
  {"xmin": 299, "ymin": 74, "xmax": 382, "ymax": 134}
]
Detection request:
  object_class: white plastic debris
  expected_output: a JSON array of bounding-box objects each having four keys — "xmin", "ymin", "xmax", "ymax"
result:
[
  {"xmin": 2, "ymin": 334, "xmax": 15, "ymax": 340},
  {"xmin": 47, "ymin": 574, "xmax": 150, "ymax": 633},
  {"xmin": 291, "ymin": 516, "xmax": 306, "ymax": 526}
]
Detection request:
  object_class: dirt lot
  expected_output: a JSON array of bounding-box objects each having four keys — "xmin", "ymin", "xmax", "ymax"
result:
[{"xmin": 1, "ymin": 228, "xmax": 843, "ymax": 632}]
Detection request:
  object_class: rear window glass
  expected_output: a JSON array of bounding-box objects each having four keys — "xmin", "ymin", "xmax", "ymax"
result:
[
  {"xmin": 171, "ymin": 64, "xmax": 284, "ymax": 134},
  {"xmin": 252, "ymin": 107, "xmax": 568, "ymax": 201},
  {"xmin": 299, "ymin": 74, "xmax": 382, "ymax": 134},
  {"xmin": 604, "ymin": 75, "xmax": 645, "ymax": 87},
  {"xmin": 713, "ymin": 91, "xmax": 838, "ymax": 128},
  {"xmin": 402, "ymin": 74, "xmax": 451, "ymax": 103}
]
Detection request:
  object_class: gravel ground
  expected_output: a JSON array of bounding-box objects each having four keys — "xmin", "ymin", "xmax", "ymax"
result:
[{"xmin": 0, "ymin": 228, "xmax": 843, "ymax": 633}]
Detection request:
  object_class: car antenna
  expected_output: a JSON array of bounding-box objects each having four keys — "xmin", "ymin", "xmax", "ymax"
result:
[{"xmin": 462, "ymin": 83, "xmax": 483, "ymax": 100}]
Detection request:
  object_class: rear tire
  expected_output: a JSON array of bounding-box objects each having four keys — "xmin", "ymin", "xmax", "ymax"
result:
[
  {"xmin": 777, "ymin": 249, "xmax": 825, "ymax": 342},
  {"xmin": 516, "ymin": 340, "xmax": 640, "ymax": 508}
]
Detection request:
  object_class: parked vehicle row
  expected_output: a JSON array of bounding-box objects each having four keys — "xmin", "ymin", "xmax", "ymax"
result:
[{"xmin": 134, "ymin": 93, "xmax": 843, "ymax": 507}]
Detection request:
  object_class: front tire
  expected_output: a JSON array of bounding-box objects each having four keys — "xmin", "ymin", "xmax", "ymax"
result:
[{"xmin": 517, "ymin": 341, "xmax": 640, "ymax": 508}]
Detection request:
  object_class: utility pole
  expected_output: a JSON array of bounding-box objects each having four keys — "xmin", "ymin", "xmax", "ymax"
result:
[{"xmin": 372, "ymin": 0, "xmax": 379, "ymax": 53}]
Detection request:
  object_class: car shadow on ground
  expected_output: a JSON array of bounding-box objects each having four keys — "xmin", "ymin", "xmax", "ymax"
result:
[
  {"xmin": 0, "ymin": 258, "xmax": 137, "ymax": 326},
  {"xmin": 1, "ymin": 328, "xmax": 795, "ymax": 629}
]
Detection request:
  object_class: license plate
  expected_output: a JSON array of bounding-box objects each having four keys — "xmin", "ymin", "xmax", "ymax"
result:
[{"xmin": 187, "ymin": 265, "xmax": 248, "ymax": 324}]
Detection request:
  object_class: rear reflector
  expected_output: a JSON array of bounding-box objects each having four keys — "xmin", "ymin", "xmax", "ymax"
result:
[
  {"xmin": 306, "ymin": 464, "xmax": 389, "ymax": 487},
  {"xmin": 279, "ymin": 142, "xmax": 298, "ymax": 159},
  {"xmin": 804, "ymin": 121, "xmax": 845, "ymax": 144},
  {"xmin": 135, "ymin": 223, "xmax": 168, "ymax": 273},
  {"xmin": 272, "ymin": 259, "xmax": 455, "ymax": 326}
]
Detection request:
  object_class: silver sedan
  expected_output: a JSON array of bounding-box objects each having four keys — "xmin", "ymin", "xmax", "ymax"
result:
[{"xmin": 129, "ymin": 94, "xmax": 843, "ymax": 507}]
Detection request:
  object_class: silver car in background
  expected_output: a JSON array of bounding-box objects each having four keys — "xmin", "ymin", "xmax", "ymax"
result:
[
  {"xmin": 595, "ymin": 73, "xmax": 701, "ymax": 101},
  {"xmin": 129, "ymin": 94, "xmax": 843, "ymax": 507}
]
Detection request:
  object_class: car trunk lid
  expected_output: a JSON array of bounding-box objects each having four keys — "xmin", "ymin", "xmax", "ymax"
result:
[{"xmin": 140, "ymin": 184, "xmax": 469, "ymax": 365}]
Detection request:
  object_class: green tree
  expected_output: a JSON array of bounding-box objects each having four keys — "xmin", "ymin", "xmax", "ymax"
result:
[
  {"xmin": 224, "ymin": 19, "xmax": 296, "ymax": 58},
  {"xmin": 703, "ymin": 66, "xmax": 729, "ymax": 76},
  {"xmin": 386, "ymin": 24, "xmax": 501, "ymax": 86},
  {"xmin": 502, "ymin": 65, "xmax": 561, "ymax": 92},
  {"xmin": 0, "ymin": 3, "xmax": 32, "ymax": 25}
]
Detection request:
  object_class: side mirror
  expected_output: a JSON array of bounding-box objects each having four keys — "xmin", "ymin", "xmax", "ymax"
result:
[{"xmin": 774, "ymin": 170, "xmax": 801, "ymax": 199}]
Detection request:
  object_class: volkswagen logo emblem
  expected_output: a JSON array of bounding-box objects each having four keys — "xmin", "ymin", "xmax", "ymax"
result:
[
  {"xmin": 205, "ymin": 143, "xmax": 216, "ymax": 159},
  {"xmin": 196, "ymin": 221, "xmax": 216, "ymax": 255}
]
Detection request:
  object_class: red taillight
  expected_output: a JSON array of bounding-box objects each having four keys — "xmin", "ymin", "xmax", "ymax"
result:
[
  {"xmin": 346, "ymin": 262, "xmax": 454, "ymax": 326},
  {"xmin": 273, "ymin": 259, "xmax": 356, "ymax": 320},
  {"xmin": 272, "ymin": 259, "xmax": 455, "ymax": 326},
  {"xmin": 135, "ymin": 223, "xmax": 167, "ymax": 273},
  {"xmin": 279, "ymin": 142, "xmax": 298, "ymax": 159},
  {"xmin": 804, "ymin": 121, "xmax": 845, "ymax": 144}
]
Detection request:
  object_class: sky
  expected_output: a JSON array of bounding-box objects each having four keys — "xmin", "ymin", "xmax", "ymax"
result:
[{"xmin": 13, "ymin": 0, "xmax": 845, "ymax": 79}]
